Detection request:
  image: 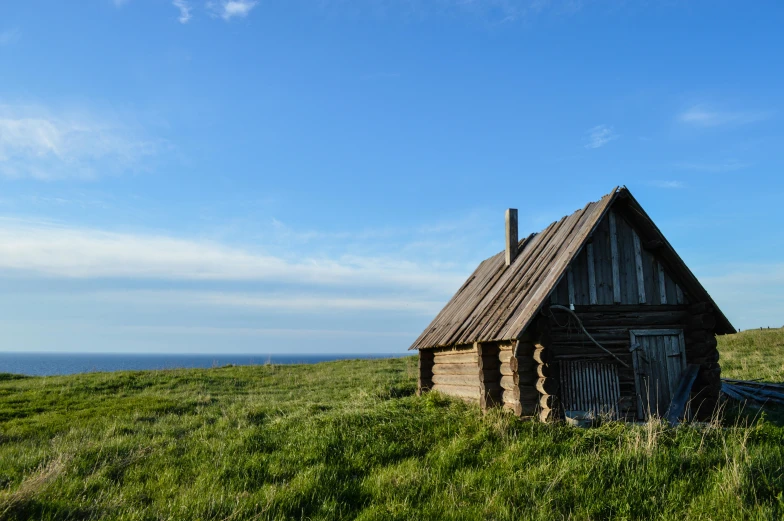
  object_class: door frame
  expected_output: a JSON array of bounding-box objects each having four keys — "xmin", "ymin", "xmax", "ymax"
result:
[{"xmin": 629, "ymin": 329, "xmax": 686, "ymax": 419}]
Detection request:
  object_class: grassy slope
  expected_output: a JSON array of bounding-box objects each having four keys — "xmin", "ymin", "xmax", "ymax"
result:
[
  {"xmin": 719, "ymin": 327, "xmax": 784, "ymax": 382},
  {"xmin": 0, "ymin": 330, "xmax": 782, "ymax": 520}
]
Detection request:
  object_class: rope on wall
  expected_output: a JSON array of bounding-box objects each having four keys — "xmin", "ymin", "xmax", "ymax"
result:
[{"xmin": 548, "ymin": 305, "xmax": 630, "ymax": 368}]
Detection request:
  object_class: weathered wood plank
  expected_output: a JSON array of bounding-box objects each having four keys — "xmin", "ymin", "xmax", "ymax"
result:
[
  {"xmin": 567, "ymin": 267, "xmax": 576, "ymax": 307},
  {"xmin": 587, "ymin": 242, "xmax": 598, "ymax": 305},
  {"xmin": 500, "ymin": 375, "xmax": 518, "ymax": 390},
  {"xmin": 571, "ymin": 247, "xmax": 588, "ymax": 305},
  {"xmin": 657, "ymin": 262, "xmax": 668, "ymax": 305},
  {"xmin": 432, "ymin": 344, "xmax": 477, "ymax": 356},
  {"xmin": 503, "ymin": 389, "xmax": 520, "ymax": 402},
  {"xmin": 433, "ymin": 352, "xmax": 478, "ymax": 364},
  {"xmin": 431, "ymin": 384, "xmax": 480, "ymax": 401},
  {"xmin": 617, "ymin": 215, "xmax": 636, "ymax": 304},
  {"xmin": 431, "ymin": 374, "xmax": 479, "ymax": 386},
  {"xmin": 609, "ymin": 210, "xmax": 621, "ymax": 304},
  {"xmin": 593, "ymin": 216, "xmax": 614, "ymax": 305},
  {"xmin": 632, "ymin": 230, "xmax": 646, "ymax": 304},
  {"xmin": 431, "ymin": 363, "xmax": 480, "ymax": 375},
  {"xmin": 498, "ymin": 350, "xmax": 513, "ymax": 364}
]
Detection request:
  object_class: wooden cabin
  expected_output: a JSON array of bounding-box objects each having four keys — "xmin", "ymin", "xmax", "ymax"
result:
[{"xmin": 412, "ymin": 187, "xmax": 734, "ymax": 422}]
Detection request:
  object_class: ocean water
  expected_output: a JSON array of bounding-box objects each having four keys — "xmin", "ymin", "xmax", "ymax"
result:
[{"xmin": 0, "ymin": 352, "xmax": 406, "ymax": 377}]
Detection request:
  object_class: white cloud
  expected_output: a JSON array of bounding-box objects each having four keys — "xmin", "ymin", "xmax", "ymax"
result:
[
  {"xmin": 209, "ymin": 0, "xmax": 258, "ymax": 20},
  {"xmin": 0, "ymin": 29, "xmax": 21, "ymax": 46},
  {"xmin": 0, "ymin": 105, "xmax": 158, "ymax": 180},
  {"xmin": 0, "ymin": 218, "xmax": 465, "ymax": 295},
  {"xmin": 117, "ymin": 325, "xmax": 414, "ymax": 338},
  {"xmin": 678, "ymin": 105, "xmax": 771, "ymax": 128},
  {"xmin": 584, "ymin": 124, "xmax": 618, "ymax": 149},
  {"xmin": 90, "ymin": 289, "xmax": 444, "ymax": 315},
  {"xmin": 173, "ymin": 0, "xmax": 193, "ymax": 23}
]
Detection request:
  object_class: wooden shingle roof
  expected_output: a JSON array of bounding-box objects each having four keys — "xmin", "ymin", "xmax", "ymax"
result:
[{"xmin": 410, "ymin": 187, "xmax": 734, "ymax": 350}]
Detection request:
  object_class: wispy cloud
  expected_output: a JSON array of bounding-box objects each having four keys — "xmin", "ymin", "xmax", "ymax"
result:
[
  {"xmin": 674, "ymin": 160, "xmax": 751, "ymax": 173},
  {"xmin": 584, "ymin": 124, "xmax": 618, "ymax": 149},
  {"xmin": 117, "ymin": 325, "xmax": 414, "ymax": 339},
  {"xmin": 209, "ymin": 0, "xmax": 257, "ymax": 20},
  {"xmin": 91, "ymin": 289, "xmax": 443, "ymax": 315},
  {"xmin": 0, "ymin": 105, "xmax": 159, "ymax": 180},
  {"xmin": 0, "ymin": 28, "xmax": 21, "ymax": 46},
  {"xmin": 173, "ymin": 0, "xmax": 192, "ymax": 23},
  {"xmin": 678, "ymin": 105, "xmax": 771, "ymax": 128},
  {"xmin": 0, "ymin": 218, "xmax": 465, "ymax": 295}
]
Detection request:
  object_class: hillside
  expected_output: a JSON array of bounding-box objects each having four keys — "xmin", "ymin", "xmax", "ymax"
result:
[{"xmin": 0, "ymin": 330, "xmax": 783, "ymax": 520}]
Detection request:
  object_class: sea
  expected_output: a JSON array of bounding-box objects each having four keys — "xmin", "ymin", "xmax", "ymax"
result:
[{"xmin": 0, "ymin": 352, "xmax": 406, "ymax": 377}]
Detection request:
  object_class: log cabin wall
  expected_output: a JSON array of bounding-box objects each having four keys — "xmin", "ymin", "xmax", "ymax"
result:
[
  {"xmin": 426, "ymin": 343, "xmax": 481, "ymax": 403},
  {"xmin": 542, "ymin": 209, "xmax": 722, "ymax": 421},
  {"xmin": 496, "ymin": 339, "xmax": 538, "ymax": 416},
  {"xmin": 540, "ymin": 307, "xmax": 690, "ymax": 419},
  {"xmin": 421, "ymin": 340, "xmax": 540, "ymax": 414},
  {"xmin": 478, "ymin": 342, "xmax": 502, "ymax": 410}
]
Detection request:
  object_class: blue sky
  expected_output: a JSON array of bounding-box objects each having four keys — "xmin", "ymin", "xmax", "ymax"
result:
[{"xmin": 0, "ymin": 0, "xmax": 782, "ymax": 354}]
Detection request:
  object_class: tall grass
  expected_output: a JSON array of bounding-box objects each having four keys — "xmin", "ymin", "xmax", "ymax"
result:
[{"xmin": 0, "ymin": 330, "xmax": 781, "ymax": 520}]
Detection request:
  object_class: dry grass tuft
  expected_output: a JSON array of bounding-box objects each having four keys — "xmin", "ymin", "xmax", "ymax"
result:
[{"xmin": 0, "ymin": 453, "xmax": 70, "ymax": 516}]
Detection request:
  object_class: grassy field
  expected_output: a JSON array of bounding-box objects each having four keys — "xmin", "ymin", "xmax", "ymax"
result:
[
  {"xmin": 0, "ymin": 330, "xmax": 783, "ymax": 520},
  {"xmin": 719, "ymin": 327, "xmax": 784, "ymax": 383}
]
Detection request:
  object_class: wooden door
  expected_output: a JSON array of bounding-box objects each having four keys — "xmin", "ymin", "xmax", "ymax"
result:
[{"xmin": 629, "ymin": 329, "xmax": 687, "ymax": 419}]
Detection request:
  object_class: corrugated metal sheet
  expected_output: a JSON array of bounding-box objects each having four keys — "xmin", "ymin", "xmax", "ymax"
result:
[
  {"xmin": 410, "ymin": 186, "xmax": 734, "ymax": 350},
  {"xmin": 560, "ymin": 361, "xmax": 621, "ymax": 419}
]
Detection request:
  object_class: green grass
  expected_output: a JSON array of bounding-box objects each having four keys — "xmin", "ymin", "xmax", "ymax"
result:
[
  {"xmin": 0, "ymin": 330, "xmax": 782, "ymax": 520},
  {"xmin": 719, "ymin": 327, "xmax": 784, "ymax": 382}
]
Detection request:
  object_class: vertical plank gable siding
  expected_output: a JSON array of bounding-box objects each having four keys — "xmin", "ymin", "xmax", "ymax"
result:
[
  {"xmin": 586, "ymin": 243, "xmax": 598, "ymax": 305},
  {"xmin": 609, "ymin": 211, "xmax": 621, "ymax": 304},
  {"xmin": 550, "ymin": 212, "xmax": 684, "ymax": 307}
]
